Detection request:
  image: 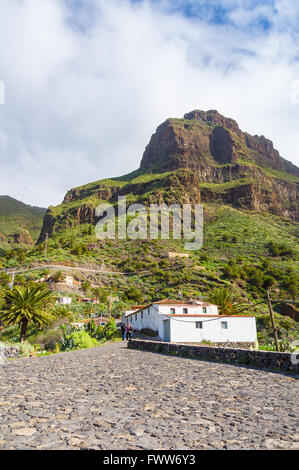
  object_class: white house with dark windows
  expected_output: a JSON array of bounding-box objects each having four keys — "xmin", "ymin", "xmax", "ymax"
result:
[{"xmin": 126, "ymin": 299, "xmax": 257, "ymax": 344}]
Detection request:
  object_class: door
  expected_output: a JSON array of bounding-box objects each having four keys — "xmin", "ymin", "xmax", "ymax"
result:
[{"xmin": 163, "ymin": 320, "xmax": 171, "ymax": 342}]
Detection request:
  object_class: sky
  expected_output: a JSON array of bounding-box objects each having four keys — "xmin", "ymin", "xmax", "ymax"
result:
[{"xmin": 0, "ymin": 0, "xmax": 298, "ymax": 208}]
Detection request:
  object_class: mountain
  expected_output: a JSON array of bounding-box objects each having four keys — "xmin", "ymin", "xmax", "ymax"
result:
[
  {"xmin": 38, "ymin": 109, "xmax": 299, "ymax": 243},
  {"xmin": 0, "ymin": 196, "xmax": 46, "ymax": 250},
  {"xmin": 12, "ymin": 110, "xmax": 298, "ymax": 307}
]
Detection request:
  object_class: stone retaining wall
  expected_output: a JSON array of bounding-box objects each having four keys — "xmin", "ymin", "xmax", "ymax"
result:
[
  {"xmin": 128, "ymin": 339, "xmax": 299, "ymax": 373},
  {"xmin": 178, "ymin": 341, "xmax": 256, "ymax": 349},
  {"xmin": 0, "ymin": 343, "xmax": 19, "ymax": 362}
]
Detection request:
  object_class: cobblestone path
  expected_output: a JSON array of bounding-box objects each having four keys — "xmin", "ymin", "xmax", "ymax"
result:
[{"xmin": 0, "ymin": 341, "xmax": 298, "ymax": 450}]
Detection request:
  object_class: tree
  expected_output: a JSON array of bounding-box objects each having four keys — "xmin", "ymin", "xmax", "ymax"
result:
[
  {"xmin": 206, "ymin": 287, "xmax": 248, "ymax": 316},
  {"xmin": 279, "ymin": 317, "xmax": 294, "ymax": 340},
  {"xmin": 0, "ymin": 287, "xmax": 6, "ymax": 312},
  {"xmin": 0, "ymin": 285, "xmax": 55, "ymax": 342},
  {"xmin": 262, "ymin": 275, "xmax": 276, "ymax": 290},
  {"xmin": 283, "ymin": 272, "xmax": 299, "ymax": 301},
  {"xmin": 124, "ymin": 286, "xmax": 144, "ymax": 303},
  {"xmin": 84, "ymin": 304, "xmax": 94, "ymax": 332},
  {"xmin": 0, "ymin": 273, "xmax": 10, "ymax": 288},
  {"xmin": 82, "ymin": 280, "xmax": 92, "ymax": 294}
]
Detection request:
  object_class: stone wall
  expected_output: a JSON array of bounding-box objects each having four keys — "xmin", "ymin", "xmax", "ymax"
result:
[
  {"xmin": 0, "ymin": 343, "xmax": 19, "ymax": 361},
  {"xmin": 128, "ymin": 339, "xmax": 299, "ymax": 373},
  {"xmin": 178, "ymin": 341, "xmax": 256, "ymax": 349}
]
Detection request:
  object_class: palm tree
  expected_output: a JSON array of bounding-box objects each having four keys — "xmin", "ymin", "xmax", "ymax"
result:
[
  {"xmin": 0, "ymin": 285, "xmax": 55, "ymax": 342},
  {"xmin": 206, "ymin": 287, "xmax": 248, "ymax": 316},
  {"xmin": 0, "ymin": 287, "xmax": 6, "ymax": 310},
  {"xmin": 0, "ymin": 288, "xmax": 6, "ymax": 328},
  {"xmin": 84, "ymin": 304, "xmax": 94, "ymax": 332}
]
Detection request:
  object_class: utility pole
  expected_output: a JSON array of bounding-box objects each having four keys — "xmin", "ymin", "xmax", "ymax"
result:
[
  {"xmin": 44, "ymin": 233, "xmax": 49, "ymax": 257},
  {"xmin": 266, "ymin": 290, "xmax": 280, "ymax": 352},
  {"xmin": 109, "ymin": 296, "xmax": 112, "ymax": 319}
]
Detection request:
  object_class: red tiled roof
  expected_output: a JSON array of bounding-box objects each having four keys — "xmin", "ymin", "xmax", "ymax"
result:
[
  {"xmin": 165, "ymin": 314, "xmax": 253, "ymax": 318},
  {"xmin": 125, "ymin": 299, "xmax": 217, "ymax": 318},
  {"xmin": 153, "ymin": 299, "xmax": 216, "ymax": 307}
]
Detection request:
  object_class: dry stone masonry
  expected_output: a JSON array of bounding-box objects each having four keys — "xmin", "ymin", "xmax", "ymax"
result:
[
  {"xmin": 128, "ymin": 339, "xmax": 299, "ymax": 373},
  {"xmin": 0, "ymin": 341, "xmax": 298, "ymax": 450}
]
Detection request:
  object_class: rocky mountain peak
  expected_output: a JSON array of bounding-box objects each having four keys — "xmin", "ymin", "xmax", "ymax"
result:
[
  {"xmin": 183, "ymin": 109, "xmax": 241, "ymax": 134},
  {"xmin": 140, "ymin": 109, "xmax": 299, "ymax": 177}
]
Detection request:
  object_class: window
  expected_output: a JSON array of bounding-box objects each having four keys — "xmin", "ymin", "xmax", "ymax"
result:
[
  {"xmin": 183, "ymin": 308, "xmax": 188, "ymax": 314},
  {"xmin": 170, "ymin": 308, "xmax": 176, "ymax": 314},
  {"xmin": 202, "ymin": 307, "xmax": 207, "ymax": 314},
  {"xmin": 141, "ymin": 312, "xmax": 143, "ymax": 319},
  {"xmin": 148, "ymin": 308, "xmax": 150, "ymax": 316},
  {"xmin": 135, "ymin": 314, "xmax": 137, "ymax": 321},
  {"xmin": 221, "ymin": 321, "xmax": 228, "ymax": 329},
  {"xmin": 196, "ymin": 322, "xmax": 203, "ymax": 329}
]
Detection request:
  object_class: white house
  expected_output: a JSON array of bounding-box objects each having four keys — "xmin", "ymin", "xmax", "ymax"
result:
[
  {"xmin": 56, "ymin": 297, "xmax": 72, "ymax": 305},
  {"xmin": 123, "ymin": 305, "xmax": 147, "ymax": 323},
  {"xmin": 126, "ymin": 299, "xmax": 257, "ymax": 344}
]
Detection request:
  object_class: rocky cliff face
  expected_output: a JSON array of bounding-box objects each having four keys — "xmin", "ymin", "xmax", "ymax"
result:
[
  {"xmin": 37, "ymin": 110, "xmax": 299, "ymax": 243},
  {"xmin": 140, "ymin": 110, "xmax": 299, "ymax": 176}
]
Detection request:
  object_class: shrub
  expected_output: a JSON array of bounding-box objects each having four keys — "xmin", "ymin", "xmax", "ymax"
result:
[
  {"xmin": 15, "ymin": 341, "xmax": 35, "ymax": 357},
  {"xmin": 61, "ymin": 330, "xmax": 98, "ymax": 351},
  {"xmin": 201, "ymin": 339, "xmax": 212, "ymax": 345},
  {"xmin": 71, "ymin": 243, "xmax": 88, "ymax": 256},
  {"xmin": 266, "ymin": 241, "xmax": 294, "ymax": 258},
  {"xmin": 0, "ymin": 324, "xmax": 20, "ymax": 343},
  {"xmin": 103, "ymin": 318, "xmax": 120, "ymax": 340},
  {"xmin": 51, "ymin": 271, "xmax": 66, "ymax": 282},
  {"xmin": 95, "ymin": 325, "xmax": 105, "ymax": 341},
  {"xmin": 54, "ymin": 342, "xmax": 60, "ymax": 353},
  {"xmin": 35, "ymin": 328, "xmax": 64, "ymax": 350}
]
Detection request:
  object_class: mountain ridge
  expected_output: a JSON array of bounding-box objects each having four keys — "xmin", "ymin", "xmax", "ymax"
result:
[
  {"xmin": 0, "ymin": 196, "xmax": 46, "ymax": 249},
  {"xmin": 37, "ymin": 109, "xmax": 299, "ymax": 243}
]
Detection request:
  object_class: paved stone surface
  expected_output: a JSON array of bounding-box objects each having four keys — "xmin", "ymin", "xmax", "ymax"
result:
[{"xmin": 0, "ymin": 341, "xmax": 298, "ymax": 450}]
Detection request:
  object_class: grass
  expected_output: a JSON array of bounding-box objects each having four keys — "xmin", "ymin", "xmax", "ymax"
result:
[
  {"xmin": 199, "ymin": 179, "xmax": 253, "ymax": 191},
  {"xmin": 0, "ymin": 196, "xmax": 46, "ymax": 249}
]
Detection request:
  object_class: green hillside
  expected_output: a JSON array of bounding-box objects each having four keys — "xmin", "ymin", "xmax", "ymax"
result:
[
  {"xmin": 0, "ymin": 196, "xmax": 46, "ymax": 250},
  {"xmin": 1, "ymin": 110, "xmax": 298, "ymax": 325}
]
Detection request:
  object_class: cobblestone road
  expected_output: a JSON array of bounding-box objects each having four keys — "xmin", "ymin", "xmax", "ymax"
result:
[{"xmin": 0, "ymin": 341, "xmax": 298, "ymax": 450}]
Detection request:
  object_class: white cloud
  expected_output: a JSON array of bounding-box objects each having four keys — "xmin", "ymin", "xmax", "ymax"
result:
[
  {"xmin": 0, "ymin": 0, "xmax": 298, "ymax": 207},
  {"xmin": 0, "ymin": 80, "xmax": 5, "ymax": 105}
]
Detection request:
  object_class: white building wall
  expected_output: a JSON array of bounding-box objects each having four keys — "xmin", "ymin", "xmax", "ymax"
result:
[
  {"xmin": 129, "ymin": 305, "xmax": 162, "ymax": 333},
  {"xmin": 169, "ymin": 316, "xmax": 257, "ymax": 343},
  {"xmin": 57, "ymin": 297, "xmax": 72, "ymax": 305},
  {"xmin": 158, "ymin": 304, "xmax": 218, "ymax": 316}
]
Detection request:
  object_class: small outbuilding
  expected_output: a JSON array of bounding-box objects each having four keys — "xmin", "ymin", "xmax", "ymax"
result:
[{"xmin": 56, "ymin": 297, "xmax": 72, "ymax": 305}]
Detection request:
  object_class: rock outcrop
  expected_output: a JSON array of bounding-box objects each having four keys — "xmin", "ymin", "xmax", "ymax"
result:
[{"xmin": 140, "ymin": 110, "xmax": 299, "ymax": 176}]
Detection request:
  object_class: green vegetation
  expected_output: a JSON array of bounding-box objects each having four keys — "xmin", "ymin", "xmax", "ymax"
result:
[
  {"xmin": 0, "ymin": 277, "xmax": 121, "ymax": 356},
  {"xmin": 60, "ymin": 329, "xmax": 99, "ymax": 351},
  {"xmin": 0, "ymin": 110, "xmax": 298, "ymax": 353},
  {"xmin": 0, "ymin": 196, "xmax": 46, "ymax": 250},
  {"xmin": 206, "ymin": 287, "xmax": 251, "ymax": 316},
  {"xmin": 1, "ymin": 285, "xmax": 55, "ymax": 342}
]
